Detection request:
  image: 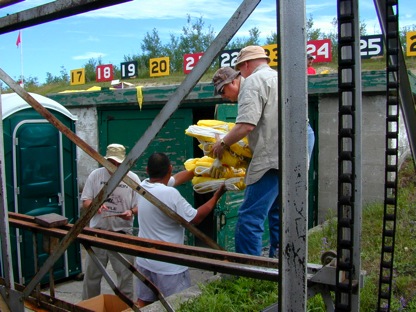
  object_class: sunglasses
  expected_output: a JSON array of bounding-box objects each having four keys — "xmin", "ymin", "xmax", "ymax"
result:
[{"xmin": 218, "ymin": 86, "xmax": 225, "ymax": 95}]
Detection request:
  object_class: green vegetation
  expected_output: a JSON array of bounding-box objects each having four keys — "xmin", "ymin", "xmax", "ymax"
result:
[
  {"xmin": 178, "ymin": 157, "xmax": 416, "ymax": 311},
  {"xmin": 1, "ymin": 14, "xmax": 415, "ymax": 94}
]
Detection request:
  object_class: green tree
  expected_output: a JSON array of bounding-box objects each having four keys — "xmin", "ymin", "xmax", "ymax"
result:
[
  {"xmin": 179, "ymin": 14, "xmax": 215, "ymax": 53},
  {"xmin": 164, "ymin": 34, "xmax": 182, "ymax": 73},
  {"xmin": 140, "ymin": 28, "xmax": 165, "ymax": 73},
  {"xmin": 227, "ymin": 27, "xmax": 262, "ymax": 49},
  {"xmin": 307, "ymin": 14, "xmax": 322, "ymax": 40},
  {"xmin": 24, "ymin": 75, "xmax": 39, "ymax": 88},
  {"xmin": 84, "ymin": 57, "xmax": 102, "ymax": 82},
  {"xmin": 266, "ymin": 32, "xmax": 278, "ymax": 45},
  {"xmin": 59, "ymin": 66, "xmax": 69, "ymax": 84}
]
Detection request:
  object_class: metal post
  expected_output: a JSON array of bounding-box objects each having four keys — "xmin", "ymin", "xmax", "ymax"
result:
[{"xmin": 278, "ymin": 0, "xmax": 308, "ymax": 310}]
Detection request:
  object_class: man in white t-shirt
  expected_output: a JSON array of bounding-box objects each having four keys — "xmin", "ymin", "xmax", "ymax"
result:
[
  {"xmin": 135, "ymin": 152, "xmax": 226, "ymax": 308},
  {"xmin": 81, "ymin": 143, "xmax": 141, "ymax": 301}
]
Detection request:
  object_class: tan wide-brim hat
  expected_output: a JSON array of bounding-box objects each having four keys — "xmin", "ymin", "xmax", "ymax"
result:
[
  {"xmin": 235, "ymin": 45, "xmax": 270, "ymax": 69},
  {"xmin": 104, "ymin": 143, "xmax": 126, "ymax": 163}
]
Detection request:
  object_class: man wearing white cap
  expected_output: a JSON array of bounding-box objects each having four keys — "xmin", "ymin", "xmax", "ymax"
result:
[
  {"xmin": 81, "ymin": 143, "xmax": 141, "ymax": 301},
  {"xmin": 212, "ymin": 45, "xmax": 279, "ymax": 257}
]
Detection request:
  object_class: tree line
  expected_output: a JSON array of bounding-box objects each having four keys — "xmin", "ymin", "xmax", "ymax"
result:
[{"xmin": 10, "ymin": 14, "xmax": 416, "ymax": 89}]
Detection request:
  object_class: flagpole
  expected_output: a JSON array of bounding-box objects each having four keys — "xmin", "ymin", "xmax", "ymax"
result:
[{"xmin": 19, "ymin": 30, "xmax": 24, "ymax": 87}]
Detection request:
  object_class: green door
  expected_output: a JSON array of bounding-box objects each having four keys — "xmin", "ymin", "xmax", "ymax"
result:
[
  {"xmin": 98, "ymin": 107, "xmax": 194, "ymax": 232},
  {"xmin": 13, "ymin": 121, "xmax": 66, "ymax": 284}
]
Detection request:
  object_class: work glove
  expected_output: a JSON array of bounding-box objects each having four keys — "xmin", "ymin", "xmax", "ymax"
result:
[{"xmin": 209, "ymin": 158, "xmax": 227, "ymax": 179}]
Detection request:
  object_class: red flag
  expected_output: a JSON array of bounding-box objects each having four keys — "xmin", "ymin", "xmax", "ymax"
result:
[{"xmin": 16, "ymin": 31, "xmax": 21, "ymax": 47}]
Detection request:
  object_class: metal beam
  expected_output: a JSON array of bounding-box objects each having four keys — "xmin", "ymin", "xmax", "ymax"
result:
[
  {"xmin": 0, "ymin": 0, "xmax": 23, "ymax": 10},
  {"xmin": 374, "ymin": 0, "xmax": 416, "ymax": 167},
  {"xmin": 0, "ymin": 0, "xmax": 132, "ymax": 34},
  {"xmin": 9, "ymin": 213, "xmax": 280, "ymax": 281},
  {"xmin": 278, "ymin": 0, "xmax": 308, "ymax": 310}
]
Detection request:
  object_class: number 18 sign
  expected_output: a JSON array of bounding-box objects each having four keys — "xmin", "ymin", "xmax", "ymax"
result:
[{"xmin": 96, "ymin": 64, "xmax": 114, "ymax": 82}]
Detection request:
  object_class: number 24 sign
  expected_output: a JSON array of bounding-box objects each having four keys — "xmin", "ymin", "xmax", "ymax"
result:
[{"xmin": 307, "ymin": 39, "xmax": 332, "ymax": 62}]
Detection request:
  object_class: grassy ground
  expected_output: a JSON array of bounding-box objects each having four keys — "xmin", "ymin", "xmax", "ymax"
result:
[
  {"xmin": 178, "ymin": 157, "xmax": 416, "ymax": 312},
  {"xmin": 11, "ymin": 56, "xmax": 416, "ymax": 96}
]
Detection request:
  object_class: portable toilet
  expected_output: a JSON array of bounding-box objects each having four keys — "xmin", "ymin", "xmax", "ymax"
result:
[{"xmin": 0, "ymin": 92, "xmax": 81, "ymax": 285}]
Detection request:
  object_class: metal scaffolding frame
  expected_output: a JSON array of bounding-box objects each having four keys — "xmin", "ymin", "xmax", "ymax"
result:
[{"xmin": 0, "ymin": 0, "xmax": 415, "ymax": 311}]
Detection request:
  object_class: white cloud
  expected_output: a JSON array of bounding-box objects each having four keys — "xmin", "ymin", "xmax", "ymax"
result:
[{"xmin": 73, "ymin": 52, "xmax": 106, "ymax": 60}]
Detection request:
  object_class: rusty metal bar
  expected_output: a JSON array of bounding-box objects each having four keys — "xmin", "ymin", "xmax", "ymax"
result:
[
  {"xmin": 0, "ymin": 69, "xmax": 221, "ymax": 250},
  {"xmin": 0, "ymin": 97, "xmax": 13, "ymax": 291},
  {"xmin": 0, "ymin": 0, "xmax": 24, "ymax": 10},
  {"xmin": 82, "ymin": 244, "xmax": 136, "ymax": 309},
  {"xmin": 10, "ymin": 212, "xmax": 278, "ymax": 269},
  {"xmin": 109, "ymin": 250, "xmax": 174, "ymax": 312},
  {"xmin": 0, "ymin": 0, "xmax": 261, "ymax": 296},
  {"xmin": 0, "ymin": 0, "xmax": 132, "ymax": 34},
  {"xmin": 9, "ymin": 213, "xmax": 280, "ymax": 281},
  {"xmin": 0, "ymin": 277, "xmax": 92, "ymax": 312},
  {"xmin": 0, "ymin": 68, "xmax": 224, "ymax": 297}
]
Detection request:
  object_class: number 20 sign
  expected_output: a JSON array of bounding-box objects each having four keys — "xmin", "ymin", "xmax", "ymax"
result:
[{"xmin": 150, "ymin": 57, "xmax": 170, "ymax": 77}]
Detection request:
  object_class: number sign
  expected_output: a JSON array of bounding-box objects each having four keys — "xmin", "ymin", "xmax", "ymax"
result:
[
  {"xmin": 360, "ymin": 35, "xmax": 383, "ymax": 59},
  {"xmin": 307, "ymin": 39, "xmax": 332, "ymax": 62},
  {"xmin": 183, "ymin": 52, "xmax": 204, "ymax": 74},
  {"xmin": 219, "ymin": 49, "xmax": 240, "ymax": 68},
  {"xmin": 70, "ymin": 68, "xmax": 85, "ymax": 85},
  {"xmin": 407, "ymin": 31, "xmax": 416, "ymax": 56},
  {"xmin": 121, "ymin": 61, "xmax": 138, "ymax": 79},
  {"xmin": 150, "ymin": 57, "xmax": 170, "ymax": 77},
  {"xmin": 262, "ymin": 44, "xmax": 279, "ymax": 67},
  {"xmin": 96, "ymin": 64, "xmax": 114, "ymax": 82}
]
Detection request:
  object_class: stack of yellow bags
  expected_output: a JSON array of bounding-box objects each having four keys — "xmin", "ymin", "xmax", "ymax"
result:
[
  {"xmin": 184, "ymin": 120, "xmax": 252, "ymax": 194},
  {"xmin": 185, "ymin": 120, "xmax": 252, "ymax": 169},
  {"xmin": 184, "ymin": 156, "xmax": 246, "ymax": 194}
]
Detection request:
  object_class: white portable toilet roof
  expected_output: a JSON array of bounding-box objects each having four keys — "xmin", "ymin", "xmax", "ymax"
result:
[{"xmin": 1, "ymin": 92, "xmax": 77, "ymax": 121}]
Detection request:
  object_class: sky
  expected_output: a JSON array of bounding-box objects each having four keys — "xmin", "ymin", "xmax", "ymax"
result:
[{"xmin": 0, "ymin": 0, "xmax": 414, "ymax": 84}]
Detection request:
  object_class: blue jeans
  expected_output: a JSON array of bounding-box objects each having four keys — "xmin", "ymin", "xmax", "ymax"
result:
[{"xmin": 235, "ymin": 169, "xmax": 279, "ymax": 257}]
